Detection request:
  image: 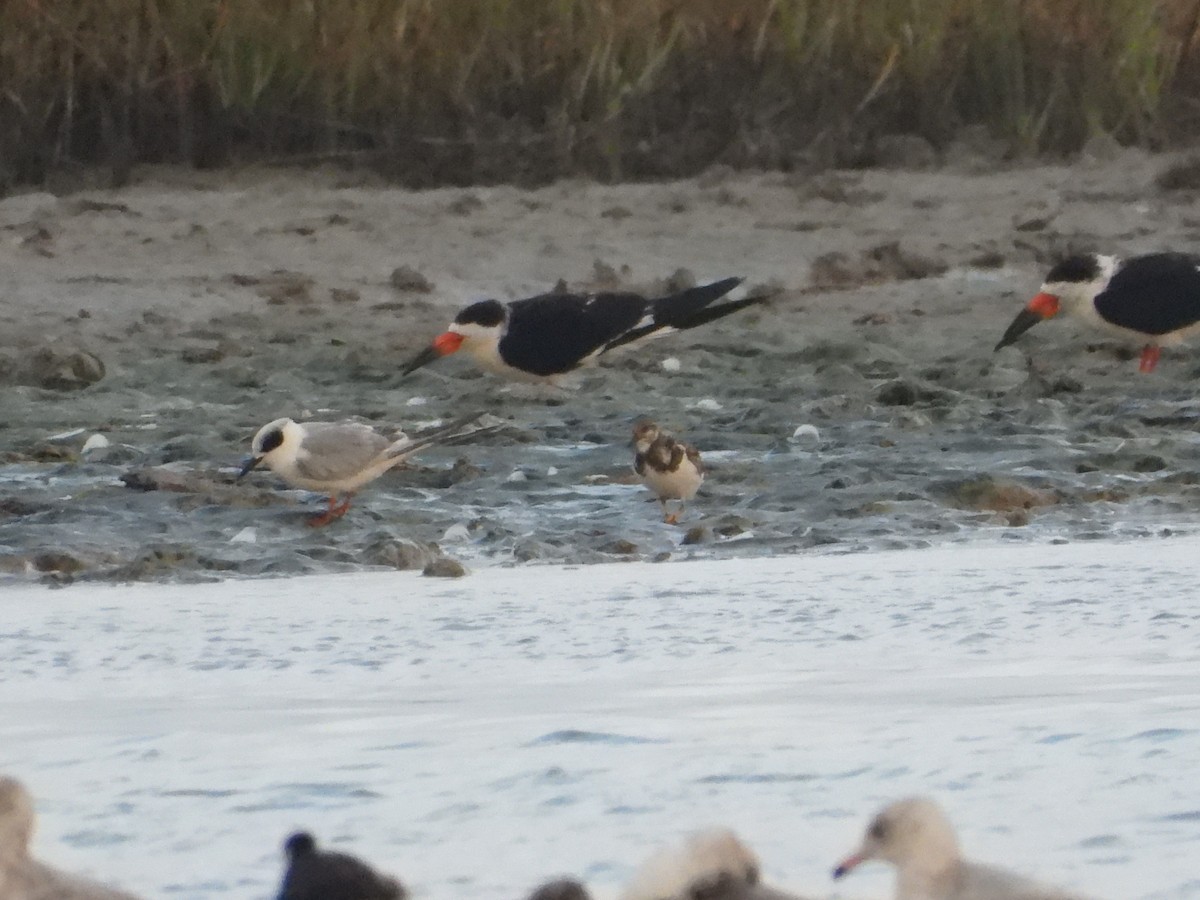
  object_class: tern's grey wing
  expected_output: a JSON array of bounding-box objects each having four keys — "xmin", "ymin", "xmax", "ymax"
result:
[{"xmin": 293, "ymin": 423, "xmax": 391, "ymax": 483}]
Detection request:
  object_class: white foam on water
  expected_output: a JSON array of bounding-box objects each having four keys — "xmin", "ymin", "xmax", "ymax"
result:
[{"xmin": 2, "ymin": 537, "xmax": 1199, "ymax": 899}]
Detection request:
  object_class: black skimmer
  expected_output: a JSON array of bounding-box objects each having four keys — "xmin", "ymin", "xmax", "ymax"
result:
[
  {"xmin": 275, "ymin": 831, "xmax": 407, "ymax": 900},
  {"xmin": 622, "ymin": 829, "xmax": 805, "ymax": 900},
  {"xmin": 238, "ymin": 412, "xmax": 483, "ymax": 527},
  {"xmin": 995, "ymin": 252, "xmax": 1200, "ymax": 373},
  {"xmin": 632, "ymin": 420, "xmax": 705, "ymax": 525},
  {"xmin": 833, "ymin": 796, "xmax": 1091, "ymax": 900},
  {"xmin": 401, "ymin": 277, "xmax": 756, "ymax": 384},
  {"xmin": 0, "ymin": 775, "xmax": 143, "ymax": 900}
]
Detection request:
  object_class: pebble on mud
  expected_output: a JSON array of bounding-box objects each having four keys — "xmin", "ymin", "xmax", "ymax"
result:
[
  {"xmin": 423, "ymin": 557, "xmax": 467, "ymax": 578},
  {"xmin": 389, "ymin": 265, "xmax": 434, "ymax": 293},
  {"xmin": 876, "ymin": 379, "xmax": 919, "ymax": 406},
  {"xmin": 935, "ymin": 475, "xmax": 1059, "ymax": 512},
  {"xmin": 365, "ymin": 537, "xmax": 439, "ymax": 571},
  {"xmin": 31, "ymin": 551, "xmax": 86, "ymax": 574},
  {"xmin": 5, "ymin": 344, "xmax": 105, "ymax": 390},
  {"xmin": 603, "ymin": 539, "xmax": 638, "ymax": 555}
]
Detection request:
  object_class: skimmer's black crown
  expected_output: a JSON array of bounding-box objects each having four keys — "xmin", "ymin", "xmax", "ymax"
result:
[
  {"xmin": 1045, "ymin": 254, "xmax": 1101, "ymax": 284},
  {"xmin": 454, "ymin": 299, "xmax": 505, "ymax": 327},
  {"xmin": 284, "ymin": 831, "xmax": 317, "ymax": 858}
]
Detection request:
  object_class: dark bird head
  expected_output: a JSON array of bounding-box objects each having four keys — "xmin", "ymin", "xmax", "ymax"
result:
[
  {"xmin": 631, "ymin": 419, "xmax": 662, "ymax": 451},
  {"xmin": 525, "ymin": 878, "xmax": 592, "ymax": 900},
  {"xmin": 283, "ymin": 831, "xmax": 318, "ymax": 860},
  {"xmin": 401, "ymin": 299, "xmax": 508, "ymax": 376},
  {"xmin": 995, "ymin": 252, "xmax": 1113, "ymax": 352}
]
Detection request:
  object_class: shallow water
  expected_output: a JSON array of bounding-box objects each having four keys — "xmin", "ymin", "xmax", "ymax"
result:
[
  {"xmin": 2, "ymin": 537, "xmax": 1199, "ymax": 899},
  {"xmin": 9, "ymin": 269, "xmax": 1200, "ymax": 584}
]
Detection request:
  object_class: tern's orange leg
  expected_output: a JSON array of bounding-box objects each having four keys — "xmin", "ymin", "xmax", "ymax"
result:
[
  {"xmin": 1139, "ymin": 345, "xmax": 1161, "ymax": 373},
  {"xmin": 307, "ymin": 494, "xmax": 353, "ymax": 528}
]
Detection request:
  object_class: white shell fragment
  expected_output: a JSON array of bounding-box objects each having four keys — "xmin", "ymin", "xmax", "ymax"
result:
[
  {"xmin": 660, "ymin": 356, "xmax": 682, "ymax": 372},
  {"xmin": 81, "ymin": 433, "xmax": 111, "ymax": 453},
  {"xmin": 441, "ymin": 523, "xmax": 471, "ymax": 543},
  {"xmin": 790, "ymin": 424, "xmax": 820, "ymax": 447}
]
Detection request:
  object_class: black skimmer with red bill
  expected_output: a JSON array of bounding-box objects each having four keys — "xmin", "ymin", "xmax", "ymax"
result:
[
  {"xmin": 275, "ymin": 831, "xmax": 407, "ymax": 900},
  {"xmin": 632, "ymin": 419, "xmax": 705, "ymax": 524},
  {"xmin": 401, "ymin": 277, "xmax": 757, "ymax": 385},
  {"xmin": 995, "ymin": 252, "xmax": 1200, "ymax": 373}
]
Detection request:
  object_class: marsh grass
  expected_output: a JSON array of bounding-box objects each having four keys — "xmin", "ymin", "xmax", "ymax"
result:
[{"xmin": 1, "ymin": 0, "xmax": 1198, "ymax": 187}]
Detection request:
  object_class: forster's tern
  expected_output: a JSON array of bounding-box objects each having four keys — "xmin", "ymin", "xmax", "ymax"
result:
[{"xmin": 238, "ymin": 412, "xmax": 483, "ymax": 527}]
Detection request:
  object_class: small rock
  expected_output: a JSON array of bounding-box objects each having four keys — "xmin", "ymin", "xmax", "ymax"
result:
[
  {"xmin": 592, "ymin": 259, "xmax": 620, "ymax": 287},
  {"xmin": 120, "ymin": 467, "xmax": 213, "ymax": 493},
  {"xmin": 255, "ymin": 270, "xmax": 314, "ymax": 305},
  {"xmin": 423, "ymin": 557, "xmax": 467, "ymax": 578},
  {"xmin": 446, "ymin": 457, "xmax": 484, "ymax": 485},
  {"xmin": 1155, "ymin": 154, "xmax": 1200, "ymax": 191},
  {"xmin": 29, "ymin": 443, "xmax": 76, "ymax": 462},
  {"xmin": 600, "ymin": 206, "xmax": 632, "ymax": 220},
  {"xmin": 330, "ymin": 287, "xmax": 360, "ymax": 303},
  {"xmin": 31, "ymin": 551, "xmax": 86, "ymax": 574},
  {"xmin": 876, "ymin": 380, "xmax": 919, "ymax": 406},
  {"xmin": 664, "ymin": 268, "xmax": 696, "ymax": 292},
  {"xmin": 603, "ymin": 539, "xmax": 638, "ymax": 555},
  {"xmin": 389, "ymin": 265, "xmax": 434, "ymax": 293},
  {"xmin": 969, "ymin": 250, "xmax": 1006, "ymax": 269},
  {"xmin": 9, "ymin": 344, "xmax": 105, "ymax": 390},
  {"xmin": 181, "ymin": 346, "xmax": 224, "ymax": 364},
  {"xmin": 0, "ymin": 497, "xmax": 47, "ymax": 517},
  {"xmin": 661, "ymin": 357, "xmax": 682, "ymax": 373},
  {"xmin": 935, "ymin": 475, "xmax": 1058, "ymax": 512},
  {"xmin": 681, "ymin": 526, "xmax": 709, "ymax": 545},
  {"xmin": 1131, "ymin": 455, "xmax": 1167, "ymax": 473},
  {"xmin": 365, "ymin": 538, "xmax": 437, "ymax": 571}
]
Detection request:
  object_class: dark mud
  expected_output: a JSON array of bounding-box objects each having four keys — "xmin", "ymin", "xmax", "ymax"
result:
[{"xmin": 4, "ymin": 153, "xmax": 1200, "ymax": 583}]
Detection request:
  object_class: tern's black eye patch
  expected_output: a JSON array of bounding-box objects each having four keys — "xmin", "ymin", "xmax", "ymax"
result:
[
  {"xmin": 1045, "ymin": 254, "xmax": 1100, "ymax": 284},
  {"xmin": 454, "ymin": 299, "xmax": 505, "ymax": 327},
  {"xmin": 868, "ymin": 816, "xmax": 890, "ymax": 842},
  {"xmin": 259, "ymin": 428, "xmax": 284, "ymax": 454}
]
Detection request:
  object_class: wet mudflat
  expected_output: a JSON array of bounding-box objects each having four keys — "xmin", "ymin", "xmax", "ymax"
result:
[{"xmin": 4, "ymin": 150, "xmax": 1200, "ymax": 581}]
